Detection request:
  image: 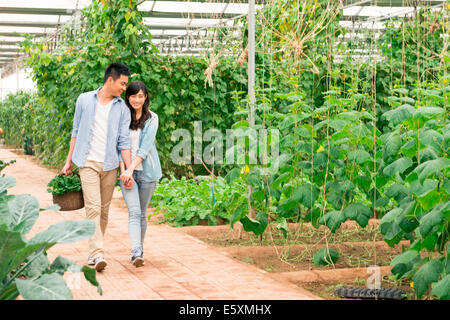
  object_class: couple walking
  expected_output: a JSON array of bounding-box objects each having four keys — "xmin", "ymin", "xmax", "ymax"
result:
[{"xmin": 61, "ymin": 63, "xmax": 162, "ymax": 271}]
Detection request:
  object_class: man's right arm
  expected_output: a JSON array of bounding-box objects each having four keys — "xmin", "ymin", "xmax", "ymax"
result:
[
  {"xmin": 62, "ymin": 95, "xmax": 83, "ymax": 175},
  {"xmin": 61, "ymin": 137, "xmax": 76, "ymax": 175}
]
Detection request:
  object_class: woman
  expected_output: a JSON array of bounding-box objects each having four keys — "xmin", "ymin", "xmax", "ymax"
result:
[{"xmin": 119, "ymin": 80, "xmax": 162, "ymax": 267}]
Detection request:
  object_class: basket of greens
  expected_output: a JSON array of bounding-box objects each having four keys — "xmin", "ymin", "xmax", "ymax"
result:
[{"xmin": 47, "ymin": 173, "xmax": 84, "ymax": 211}]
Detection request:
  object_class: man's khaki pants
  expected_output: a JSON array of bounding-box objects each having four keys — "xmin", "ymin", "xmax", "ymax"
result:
[{"xmin": 79, "ymin": 160, "xmax": 117, "ymax": 260}]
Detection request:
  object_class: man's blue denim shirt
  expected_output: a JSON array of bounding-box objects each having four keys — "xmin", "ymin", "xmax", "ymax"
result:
[{"xmin": 71, "ymin": 87, "xmax": 131, "ymax": 171}]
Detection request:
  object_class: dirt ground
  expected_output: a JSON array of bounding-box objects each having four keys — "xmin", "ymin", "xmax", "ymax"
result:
[
  {"xmin": 177, "ymin": 220, "xmax": 408, "ymax": 272},
  {"xmin": 217, "ymin": 240, "xmax": 408, "ymax": 272},
  {"xmin": 174, "ymin": 219, "xmax": 419, "ymax": 300}
]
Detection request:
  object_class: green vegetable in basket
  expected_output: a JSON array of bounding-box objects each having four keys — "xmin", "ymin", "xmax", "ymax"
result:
[{"xmin": 47, "ymin": 174, "xmax": 82, "ymax": 195}]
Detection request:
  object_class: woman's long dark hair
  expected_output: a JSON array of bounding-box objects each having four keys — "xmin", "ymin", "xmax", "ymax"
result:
[{"xmin": 125, "ymin": 81, "xmax": 151, "ymax": 130}]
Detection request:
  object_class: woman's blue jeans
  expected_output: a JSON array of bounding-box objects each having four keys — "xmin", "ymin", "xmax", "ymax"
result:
[{"xmin": 120, "ymin": 170, "xmax": 157, "ymax": 255}]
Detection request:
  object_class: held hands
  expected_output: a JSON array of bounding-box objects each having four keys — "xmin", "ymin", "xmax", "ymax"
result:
[{"xmin": 120, "ymin": 169, "xmax": 134, "ymax": 189}]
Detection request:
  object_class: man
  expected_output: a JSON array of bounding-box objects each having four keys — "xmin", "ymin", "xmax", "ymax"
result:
[{"xmin": 62, "ymin": 62, "xmax": 134, "ymax": 272}]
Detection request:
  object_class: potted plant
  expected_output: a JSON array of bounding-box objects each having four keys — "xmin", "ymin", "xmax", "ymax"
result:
[{"xmin": 47, "ymin": 173, "xmax": 84, "ymax": 211}]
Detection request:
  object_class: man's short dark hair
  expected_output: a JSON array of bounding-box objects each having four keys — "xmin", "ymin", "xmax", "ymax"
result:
[{"xmin": 104, "ymin": 63, "xmax": 131, "ymax": 83}]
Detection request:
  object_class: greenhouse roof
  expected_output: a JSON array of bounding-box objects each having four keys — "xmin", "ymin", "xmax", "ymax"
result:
[{"xmin": 0, "ymin": 0, "xmax": 447, "ymax": 73}]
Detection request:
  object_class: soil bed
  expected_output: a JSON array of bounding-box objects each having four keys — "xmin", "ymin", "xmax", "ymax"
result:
[
  {"xmin": 219, "ymin": 240, "xmax": 409, "ymax": 272},
  {"xmin": 177, "ymin": 219, "xmax": 422, "ymax": 299},
  {"xmin": 181, "ymin": 219, "xmax": 384, "ymax": 247},
  {"xmin": 178, "ymin": 220, "xmax": 409, "ymax": 272}
]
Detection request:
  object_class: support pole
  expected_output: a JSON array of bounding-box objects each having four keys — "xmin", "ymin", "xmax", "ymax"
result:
[
  {"xmin": 247, "ymin": 0, "xmax": 256, "ymax": 218},
  {"xmin": 248, "ymin": 0, "xmax": 255, "ymax": 126}
]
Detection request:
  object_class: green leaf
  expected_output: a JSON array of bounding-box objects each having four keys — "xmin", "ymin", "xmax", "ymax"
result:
[
  {"xmin": 0, "ymin": 176, "xmax": 16, "ymax": 194},
  {"xmin": 250, "ymin": 189, "xmax": 265, "ymax": 204},
  {"xmin": 413, "ymin": 107, "xmax": 445, "ymax": 127},
  {"xmin": 50, "ymin": 256, "xmax": 80, "ymax": 275},
  {"xmin": 329, "ymin": 119, "xmax": 347, "ymax": 131},
  {"xmin": 7, "ymin": 242, "xmax": 50, "ymax": 279},
  {"xmin": 383, "ymin": 133, "xmax": 402, "ymax": 159},
  {"xmin": 272, "ymin": 172, "xmax": 292, "ymax": 191},
  {"xmin": 319, "ymin": 210, "xmax": 347, "ymax": 233},
  {"xmin": 385, "ymin": 183, "xmax": 410, "ymax": 203},
  {"xmin": 0, "ymin": 281, "xmax": 19, "ymax": 300},
  {"xmin": 276, "ymin": 218, "xmax": 289, "ymax": 238},
  {"xmin": 246, "ymin": 170, "xmax": 262, "ymax": 188},
  {"xmin": 343, "ymin": 203, "xmax": 372, "ymax": 228},
  {"xmin": 29, "ymin": 220, "xmax": 95, "ymax": 245},
  {"xmin": 431, "ymin": 274, "xmax": 450, "ymax": 300},
  {"xmin": 7, "ymin": 194, "xmax": 40, "ymax": 235},
  {"xmin": 401, "ymin": 139, "xmax": 419, "ymax": 158},
  {"xmin": 291, "ymin": 183, "xmax": 319, "ymax": 209},
  {"xmin": 420, "ymin": 129, "xmax": 444, "ymax": 153},
  {"xmin": 383, "ymin": 157, "xmax": 413, "ymax": 177},
  {"xmin": 304, "ymin": 207, "xmax": 321, "ymax": 228},
  {"xmin": 230, "ymin": 202, "xmax": 247, "ymax": 228},
  {"xmin": 0, "ymin": 224, "xmax": 27, "ymax": 280},
  {"xmin": 23, "ymin": 252, "xmax": 50, "ymax": 279},
  {"xmin": 326, "ymin": 190, "xmax": 344, "ymax": 210},
  {"xmin": 382, "ymin": 104, "xmax": 415, "ymax": 126},
  {"xmin": 354, "ymin": 176, "xmax": 372, "ymax": 193},
  {"xmin": 225, "ymin": 168, "xmax": 240, "ymax": 184},
  {"xmin": 391, "ymin": 250, "xmax": 420, "ymax": 268},
  {"xmin": 313, "ymin": 247, "xmax": 339, "ymax": 266},
  {"xmin": 240, "ymin": 211, "xmax": 268, "ymax": 236},
  {"xmin": 348, "ymin": 149, "xmax": 371, "ymax": 164},
  {"xmin": 407, "ymin": 158, "xmax": 450, "ymax": 184},
  {"xmin": 277, "ymin": 198, "xmax": 299, "ymax": 218},
  {"xmin": 50, "ymin": 256, "xmax": 103, "ymax": 295},
  {"xmin": 380, "ymin": 208, "xmax": 404, "ymax": 246},
  {"xmin": 15, "ymin": 273, "xmax": 73, "ymax": 300},
  {"xmin": 81, "ymin": 265, "xmax": 102, "ymax": 295},
  {"xmin": 232, "ymin": 120, "xmax": 249, "ymax": 129},
  {"xmin": 398, "ymin": 216, "xmax": 419, "ymax": 233},
  {"xmin": 412, "ymin": 259, "xmax": 443, "ymax": 298},
  {"xmin": 419, "ymin": 205, "xmax": 445, "ymax": 238},
  {"xmin": 410, "ymin": 179, "xmax": 437, "ymax": 198}
]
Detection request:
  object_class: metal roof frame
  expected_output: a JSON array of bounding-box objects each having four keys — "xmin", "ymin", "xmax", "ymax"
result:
[{"xmin": 0, "ymin": 0, "xmax": 447, "ymax": 74}]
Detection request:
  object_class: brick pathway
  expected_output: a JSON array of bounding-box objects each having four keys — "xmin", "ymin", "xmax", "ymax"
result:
[{"xmin": 1, "ymin": 147, "xmax": 320, "ymax": 300}]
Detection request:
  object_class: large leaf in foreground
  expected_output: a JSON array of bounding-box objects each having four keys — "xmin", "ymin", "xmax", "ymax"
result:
[
  {"xmin": 0, "ymin": 224, "xmax": 26, "ymax": 280},
  {"xmin": 50, "ymin": 256, "xmax": 103, "ymax": 295},
  {"xmin": 8, "ymin": 194, "xmax": 40, "ymax": 235},
  {"xmin": 28, "ymin": 220, "xmax": 95, "ymax": 245},
  {"xmin": 0, "ymin": 176, "xmax": 16, "ymax": 195},
  {"xmin": 15, "ymin": 273, "xmax": 73, "ymax": 300}
]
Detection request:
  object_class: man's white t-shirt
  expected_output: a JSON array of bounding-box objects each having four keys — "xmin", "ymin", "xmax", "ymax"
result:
[
  {"xmin": 130, "ymin": 128, "xmax": 143, "ymax": 171},
  {"xmin": 86, "ymin": 100, "xmax": 113, "ymax": 162}
]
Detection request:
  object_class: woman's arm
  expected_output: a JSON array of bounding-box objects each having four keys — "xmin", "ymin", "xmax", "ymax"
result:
[{"xmin": 120, "ymin": 156, "xmax": 143, "ymax": 181}]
